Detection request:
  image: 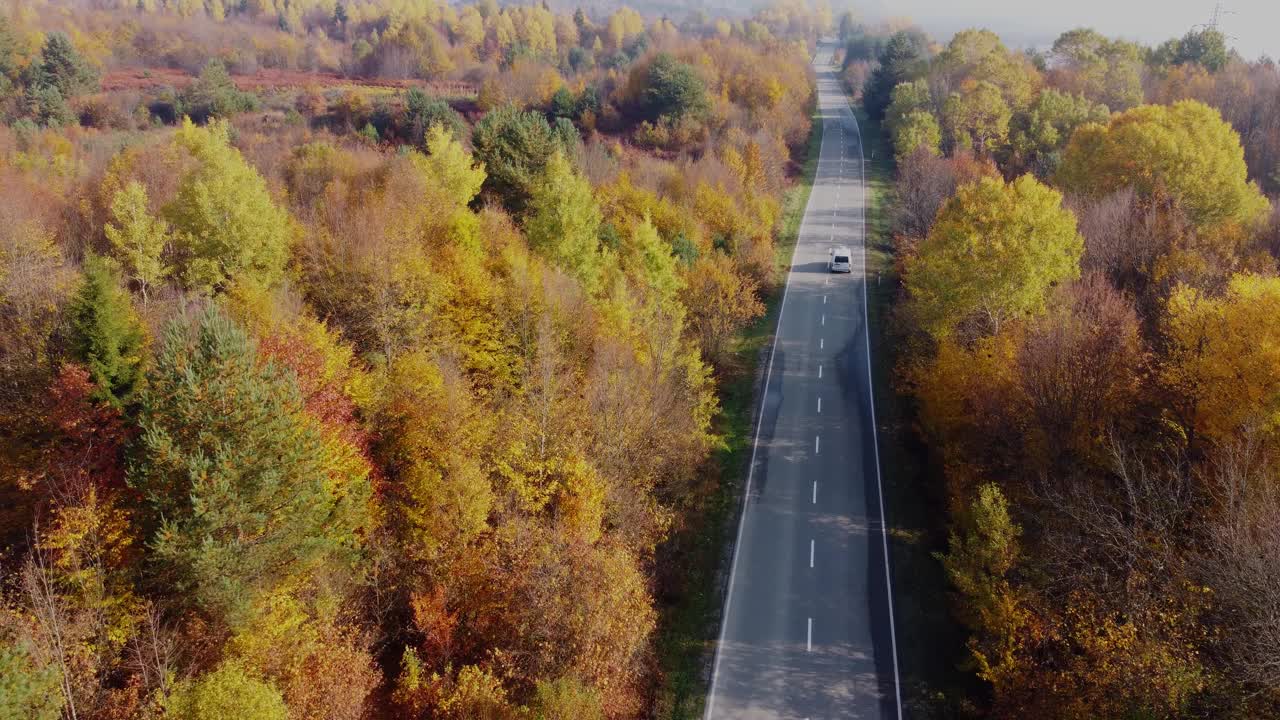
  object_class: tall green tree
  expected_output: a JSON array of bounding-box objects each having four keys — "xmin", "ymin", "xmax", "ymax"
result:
[
  {"xmin": 1153, "ymin": 28, "xmax": 1230, "ymax": 72},
  {"xmin": 905, "ymin": 175, "xmax": 1083, "ymax": 339},
  {"xmin": 24, "ymin": 32, "xmax": 98, "ymax": 98},
  {"xmin": 67, "ymin": 255, "xmax": 146, "ymax": 408},
  {"xmin": 934, "ymin": 29, "xmax": 1038, "ymax": 111},
  {"xmin": 104, "ymin": 180, "xmax": 171, "ymax": 303},
  {"xmin": 404, "ymin": 88, "xmax": 466, "ymax": 146},
  {"xmin": 130, "ymin": 308, "xmax": 372, "ymax": 630},
  {"xmin": 892, "ymin": 110, "xmax": 942, "ymax": 161},
  {"xmin": 621, "ymin": 216, "xmax": 681, "ymax": 304},
  {"xmin": 641, "ymin": 53, "xmax": 709, "ymax": 120},
  {"xmin": 0, "ymin": 14, "xmax": 16, "ymax": 87},
  {"xmin": 0, "ymin": 639, "xmax": 65, "ymax": 720},
  {"xmin": 1048, "ymin": 28, "xmax": 1143, "ymax": 110},
  {"xmin": 943, "ymin": 80, "xmax": 1012, "ymax": 155},
  {"xmin": 1057, "ymin": 100, "xmax": 1269, "ymax": 233},
  {"xmin": 1006, "ymin": 89, "xmax": 1109, "ymax": 176},
  {"xmin": 165, "ymin": 119, "xmax": 293, "ymax": 291},
  {"xmin": 526, "ymin": 150, "xmax": 605, "ymax": 293},
  {"xmin": 863, "ymin": 30, "xmax": 929, "ymax": 121},
  {"xmin": 21, "ymin": 83, "xmax": 74, "ymax": 127},
  {"xmin": 182, "ymin": 59, "xmax": 256, "ymax": 123},
  {"xmin": 472, "ymin": 105, "xmax": 568, "ymax": 214},
  {"xmin": 884, "ymin": 79, "xmax": 933, "ymax": 134},
  {"xmin": 420, "ymin": 123, "xmax": 486, "ymax": 209},
  {"xmin": 938, "ymin": 482, "xmax": 1027, "ymax": 690}
]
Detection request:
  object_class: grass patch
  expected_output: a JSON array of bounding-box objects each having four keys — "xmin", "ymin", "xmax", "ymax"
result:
[
  {"xmin": 651, "ymin": 104, "xmax": 822, "ymax": 720},
  {"xmin": 777, "ymin": 107, "xmax": 826, "ymax": 272},
  {"xmin": 853, "ymin": 105, "xmax": 979, "ymax": 717}
]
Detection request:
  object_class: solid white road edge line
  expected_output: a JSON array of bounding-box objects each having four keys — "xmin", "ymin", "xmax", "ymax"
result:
[{"xmin": 849, "ymin": 76, "xmax": 906, "ymax": 720}]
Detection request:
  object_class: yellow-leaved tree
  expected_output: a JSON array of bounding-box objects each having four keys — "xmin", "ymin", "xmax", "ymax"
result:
[
  {"xmin": 103, "ymin": 180, "xmax": 171, "ymax": 303},
  {"xmin": 939, "ymin": 482, "xmax": 1028, "ymax": 692},
  {"xmin": 943, "ymin": 80, "xmax": 1012, "ymax": 155},
  {"xmin": 165, "ymin": 119, "xmax": 293, "ymax": 291},
  {"xmin": 904, "ymin": 175, "xmax": 1083, "ymax": 340},
  {"xmin": 1057, "ymin": 100, "xmax": 1270, "ymax": 235},
  {"xmin": 1164, "ymin": 273, "xmax": 1280, "ymax": 444},
  {"xmin": 525, "ymin": 150, "xmax": 607, "ymax": 294}
]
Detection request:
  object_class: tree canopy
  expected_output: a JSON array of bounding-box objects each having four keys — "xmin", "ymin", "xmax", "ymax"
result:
[
  {"xmin": 130, "ymin": 308, "xmax": 372, "ymax": 631},
  {"xmin": 1165, "ymin": 273, "xmax": 1280, "ymax": 442},
  {"xmin": 905, "ymin": 175, "xmax": 1083, "ymax": 339},
  {"xmin": 67, "ymin": 255, "xmax": 146, "ymax": 408},
  {"xmin": 472, "ymin": 104, "xmax": 572, "ymax": 214},
  {"xmin": 1058, "ymin": 100, "xmax": 1269, "ymax": 233},
  {"xmin": 405, "ymin": 88, "xmax": 467, "ymax": 146},
  {"xmin": 863, "ymin": 29, "xmax": 929, "ymax": 121},
  {"xmin": 1007, "ymin": 88, "xmax": 1109, "ymax": 176},
  {"xmin": 944, "ymin": 80, "xmax": 1012, "ymax": 154},
  {"xmin": 165, "ymin": 119, "xmax": 293, "ymax": 291},
  {"xmin": 104, "ymin": 180, "xmax": 171, "ymax": 302},
  {"xmin": 1048, "ymin": 28, "xmax": 1144, "ymax": 110},
  {"xmin": 163, "ymin": 663, "xmax": 288, "ymax": 720},
  {"xmin": 24, "ymin": 32, "xmax": 98, "ymax": 99},
  {"xmin": 525, "ymin": 150, "xmax": 606, "ymax": 293},
  {"xmin": 640, "ymin": 52, "xmax": 709, "ymax": 120}
]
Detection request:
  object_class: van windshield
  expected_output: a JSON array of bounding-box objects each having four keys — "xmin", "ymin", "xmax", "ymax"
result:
[{"xmin": 835, "ymin": 255, "xmax": 849, "ymax": 264}]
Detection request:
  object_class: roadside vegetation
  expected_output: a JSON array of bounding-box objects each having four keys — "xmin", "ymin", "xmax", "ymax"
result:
[
  {"xmin": 841, "ymin": 14, "xmax": 1280, "ymax": 719},
  {"xmin": 653, "ymin": 100, "xmax": 821, "ymax": 720},
  {"xmin": 0, "ymin": 2, "xmax": 835, "ymax": 719}
]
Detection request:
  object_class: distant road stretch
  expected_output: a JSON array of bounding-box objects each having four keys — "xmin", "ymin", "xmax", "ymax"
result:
[{"xmin": 704, "ymin": 40, "xmax": 903, "ymax": 720}]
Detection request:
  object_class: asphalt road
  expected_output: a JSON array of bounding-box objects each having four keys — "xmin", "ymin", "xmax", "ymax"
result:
[{"xmin": 704, "ymin": 42, "xmax": 902, "ymax": 720}]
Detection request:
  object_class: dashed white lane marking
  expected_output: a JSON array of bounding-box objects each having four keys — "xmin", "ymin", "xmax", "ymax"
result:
[
  {"xmin": 810, "ymin": 539, "xmax": 815, "ymax": 568},
  {"xmin": 820, "ymin": 338, "xmax": 824, "ymax": 349},
  {"xmin": 818, "ymin": 364, "xmax": 823, "ymax": 378},
  {"xmin": 815, "ymin": 435, "xmax": 820, "ymax": 455},
  {"xmin": 821, "ymin": 314, "xmax": 825, "ymax": 326},
  {"xmin": 817, "ymin": 396, "xmax": 822, "ymax": 413},
  {"xmin": 812, "ymin": 481, "xmax": 817, "ymax": 503},
  {"xmin": 823, "ymin": 294, "xmax": 827, "ymax": 304},
  {"xmin": 807, "ymin": 618, "xmax": 813, "ymax": 652}
]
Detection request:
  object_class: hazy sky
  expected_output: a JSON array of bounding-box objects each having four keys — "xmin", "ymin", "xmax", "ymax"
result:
[{"xmin": 856, "ymin": 0, "xmax": 1279, "ymax": 60}]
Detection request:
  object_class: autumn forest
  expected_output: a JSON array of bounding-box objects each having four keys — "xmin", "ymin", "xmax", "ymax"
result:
[
  {"xmin": 856, "ymin": 14, "xmax": 1280, "ymax": 720},
  {"xmin": 0, "ymin": 1, "xmax": 821, "ymax": 718},
  {"xmin": 2, "ymin": 0, "xmax": 1280, "ymax": 718}
]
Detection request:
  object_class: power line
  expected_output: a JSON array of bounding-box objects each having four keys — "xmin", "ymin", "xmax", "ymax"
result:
[{"xmin": 1195, "ymin": 2, "xmax": 1237, "ymax": 41}]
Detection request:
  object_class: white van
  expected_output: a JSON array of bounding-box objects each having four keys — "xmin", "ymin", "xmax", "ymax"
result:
[{"xmin": 829, "ymin": 246, "xmax": 852, "ymax": 273}]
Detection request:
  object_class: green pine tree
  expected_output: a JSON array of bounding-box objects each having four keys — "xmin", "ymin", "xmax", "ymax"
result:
[
  {"xmin": 471, "ymin": 104, "xmax": 569, "ymax": 214},
  {"xmin": 130, "ymin": 307, "xmax": 371, "ymax": 631},
  {"xmin": 25, "ymin": 32, "xmax": 98, "ymax": 98},
  {"xmin": 67, "ymin": 254, "xmax": 146, "ymax": 407}
]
